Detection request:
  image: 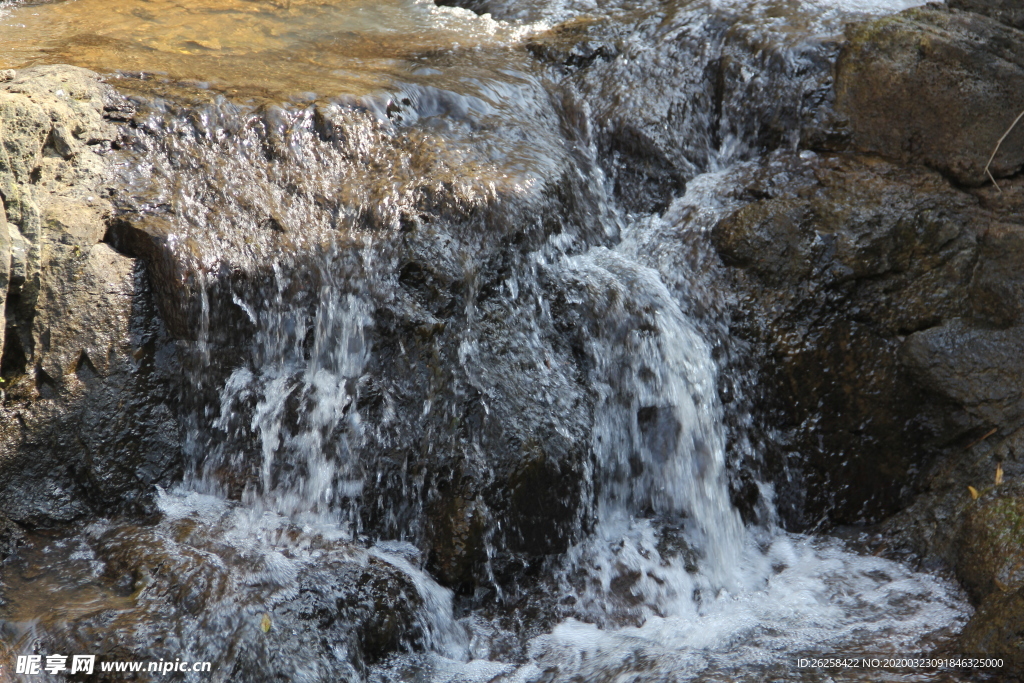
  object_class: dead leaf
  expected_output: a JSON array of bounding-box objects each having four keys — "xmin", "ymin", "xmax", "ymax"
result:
[
  {"xmin": 261, "ymin": 613, "xmax": 272, "ymax": 633},
  {"xmin": 996, "ymin": 463, "xmax": 1004, "ymax": 486},
  {"xmin": 968, "ymin": 485, "xmax": 980, "ymax": 500}
]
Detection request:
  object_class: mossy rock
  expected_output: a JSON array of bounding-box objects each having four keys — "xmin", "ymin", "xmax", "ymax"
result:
[
  {"xmin": 837, "ymin": 6, "xmax": 1024, "ymax": 186},
  {"xmin": 957, "ymin": 495, "xmax": 1024, "ymax": 603},
  {"xmin": 958, "ymin": 587, "xmax": 1024, "ymax": 673}
]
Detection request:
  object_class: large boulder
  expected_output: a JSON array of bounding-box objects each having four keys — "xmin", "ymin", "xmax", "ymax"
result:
[
  {"xmin": 0, "ymin": 66, "xmax": 180, "ymax": 537},
  {"xmin": 685, "ymin": 151, "xmax": 997, "ymax": 526},
  {"xmin": 106, "ymin": 73, "xmax": 609, "ymax": 592},
  {"xmin": 836, "ymin": 6, "xmax": 1024, "ymax": 186}
]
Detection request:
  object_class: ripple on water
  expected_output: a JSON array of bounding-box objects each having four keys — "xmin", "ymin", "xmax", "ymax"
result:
[{"xmin": 0, "ymin": 0, "xmax": 546, "ymax": 101}]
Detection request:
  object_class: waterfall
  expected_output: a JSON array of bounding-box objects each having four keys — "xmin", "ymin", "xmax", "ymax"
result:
[{"xmin": 0, "ymin": 0, "xmax": 977, "ymax": 680}]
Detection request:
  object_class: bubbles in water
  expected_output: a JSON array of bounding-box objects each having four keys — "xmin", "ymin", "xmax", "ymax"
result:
[
  {"xmin": 556, "ymin": 245, "xmax": 744, "ymax": 601},
  {"xmin": 518, "ymin": 533, "xmax": 968, "ymax": 682}
]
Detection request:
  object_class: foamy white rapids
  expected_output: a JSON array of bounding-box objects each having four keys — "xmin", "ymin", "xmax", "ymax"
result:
[
  {"xmin": 468, "ymin": 0, "xmax": 932, "ymax": 31},
  {"xmin": 709, "ymin": 0, "xmax": 931, "ymax": 13},
  {"xmin": 155, "ymin": 488, "xmax": 472, "ymax": 659},
  {"xmin": 366, "ymin": 190, "xmax": 970, "ymax": 681},
  {"xmin": 369, "ymin": 530, "xmax": 969, "ymax": 683},
  {"xmin": 558, "ymin": 246, "xmax": 744, "ymax": 595}
]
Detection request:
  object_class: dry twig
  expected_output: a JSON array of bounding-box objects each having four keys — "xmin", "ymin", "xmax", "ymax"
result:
[
  {"xmin": 965, "ymin": 427, "xmax": 998, "ymax": 451},
  {"xmin": 985, "ymin": 108, "xmax": 1024, "ymax": 192}
]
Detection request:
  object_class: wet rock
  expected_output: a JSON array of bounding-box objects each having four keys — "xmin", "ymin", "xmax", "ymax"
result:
[
  {"xmin": 96, "ymin": 46, "xmax": 630, "ymax": 593},
  {"xmin": 101, "ymin": 72, "xmax": 612, "ymax": 594},
  {"xmin": 836, "ymin": 6, "xmax": 1024, "ymax": 186},
  {"xmin": 948, "ymin": 0, "xmax": 1024, "ymax": 31},
  {"xmin": 525, "ymin": 17, "xmax": 620, "ymax": 72},
  {"xmin": 958, "ymin": 586, "xmax": 1024, "ymax": 672},
  {"xmin": 0, "ymin": 66, "xmax": 179, "ymax": 534},
  {"xmin": 901, "ymin": 321, "xmax": 1024, "ymax": 434},
  {"xmin": 707, "ymin": 144, "xmax": 1024, "ymax": 645},
  {"xmin": 0, "ymin": 197, "xmax": 8, "ymax": 366},
  {"xmin": 883, "ymin": 425, "xmax": 1023, "ymax": 568},
  {"xmin": 548, "ymin": 0, "xmax": 846, "ymax": 213},
  {"xmin": 362, "ymin": 256, "xmax": 597, "ymax": 588},
  {"xmin": 968, "ymin": 221, "xmax": 1024, "ymax": 328},
  {"xmin": 884, "ymin": 426, "xmax": 1024, "ymax": 661},
  {"xmin": 2, "ymin": 505, "xmax": 430, "ymax": 682},
  {"xmin": 694, "ymin": 152, "xmax": 986, "ymax": 526},
  {"xmin": 0, "ymin": 513, "xmax": 23, "ymax": 558}
]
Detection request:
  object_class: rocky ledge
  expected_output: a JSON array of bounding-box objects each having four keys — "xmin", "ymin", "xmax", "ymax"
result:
[{"xmin": 1, "ymin": 66, "xmax": 180, "ymax": 544}]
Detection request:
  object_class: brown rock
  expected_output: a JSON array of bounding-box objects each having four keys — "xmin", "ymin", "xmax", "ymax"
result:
[
  {"xmin": 958, "ymin": 587, "xmax": 1024, "ymax": 672},
  {"xmin": 836, "ymin": 7, "xmax": 1024, "ymax": 186},
  {"xmin": 0, "ymin": 66, "xmax": 179, "ymax": 531}
]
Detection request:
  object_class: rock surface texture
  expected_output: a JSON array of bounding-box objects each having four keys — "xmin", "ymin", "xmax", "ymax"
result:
[
  {"xmin": 0, "ymin": 66, "xmax": 179, "ymax": 540},
  {"xmin": 696, "ymin": 152, "xmax": 985, "ymax": 526},
  {"xmin": 949, "ymin": 0, "xmax": 1024, "ymax": 31},
  {"xmin": 836, "ymin": 6, "xmax": 1024, "ymax": 186}
]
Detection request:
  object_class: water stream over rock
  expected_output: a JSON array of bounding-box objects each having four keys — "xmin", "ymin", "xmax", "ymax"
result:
[{"xmin": 0, "ymin": 0, "xmax": 997, "ymax": 680}]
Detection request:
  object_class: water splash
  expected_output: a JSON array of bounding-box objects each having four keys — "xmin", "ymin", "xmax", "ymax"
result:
[{"xmin": 556, "ymin": 246, "xmax": 745, "ymax": 613}]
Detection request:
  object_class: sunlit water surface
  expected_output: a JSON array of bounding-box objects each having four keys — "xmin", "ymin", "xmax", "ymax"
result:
[{"xmin": 0, "ymin": 0, "xmax": 538, "ymax": 100}]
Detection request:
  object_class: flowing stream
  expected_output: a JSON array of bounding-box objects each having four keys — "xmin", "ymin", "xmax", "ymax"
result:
[{"xmin": 0, "ymin": 0, "xmax": 981, "ymax": 680}]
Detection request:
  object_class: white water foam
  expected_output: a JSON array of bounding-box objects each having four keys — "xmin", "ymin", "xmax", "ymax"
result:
[{"xmin": 368, "ymin": 529, "xmax": 968, "ymax": 682}]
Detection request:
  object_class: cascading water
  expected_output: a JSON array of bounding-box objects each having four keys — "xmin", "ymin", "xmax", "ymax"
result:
[
  {"xmin": 551, "ymin": 246, "xmax": 745, "ymax": 623},
  {"xmin": 0, "ymin": 0, "xmax": 986, "ymax": 680}
]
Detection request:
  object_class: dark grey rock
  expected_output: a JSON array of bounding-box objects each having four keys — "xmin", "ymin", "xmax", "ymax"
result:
[
  {"xmin": 696, "ymin": 152, "xmax": 983, "ymax": 526},
  {"xmin": 949, "ymin": 0, "xmax": 1024, "ymax": 31},
  {"xmin": 901, "ymin": 321, "xmax": 1024, "ymax": 432}
]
